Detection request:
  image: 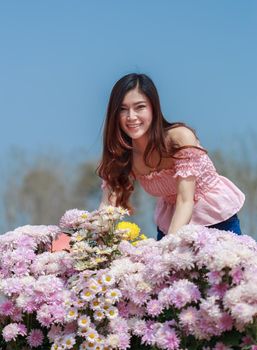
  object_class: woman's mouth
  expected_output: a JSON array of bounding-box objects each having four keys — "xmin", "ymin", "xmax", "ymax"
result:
[{"xmin": 127, "ymin": 124, "xmax": 142, "ymax": 129}]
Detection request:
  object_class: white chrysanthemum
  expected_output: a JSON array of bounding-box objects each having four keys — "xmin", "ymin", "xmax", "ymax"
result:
[
  {"xmin": 90, "ymin": 298, "xmax": 103, "ymax": 310},
  {"xmin": 85, "ymin": 341, "xmax": 98, "ymax": 349},
  {"xmin": 105, "ymin": 306, "xmax": 118, "ymax": 319},
  {"xmin": 78, "ymin": 315, "xmax": 91, "ymax": 329},
  {"xmin": 94, "ymin": 310, "xmax": 105, "ymax": 321},
  {"xmin": 51, "ymin": 343, "xmax": 63, "ymax": 350},
  {"xmin": 86, "ymin": 328, "xmax": 99, "ymax": 343},
  {"xmin": 74, "ymin": 298, "xmax": 86, "ymax": 309},
  {"xmin": 117, "ymin": 206, "xmax": 130, "ymax": 216},
  {"xmin": 62, "ymin": 334, "xmax": 76, "ymax": 349},
  {"xmin": 72, "ymin": 241, "xmax": 93, "ymax": 255},
  {"xmin": 80, "ymin": 289, "xmax": 95, "ymax": 301},
  {"xmin": 106, "ymin": 334, "xmax": 119, "ymax": 347},
  {"xmin": 78, "ymin": 327, "xmax": 90, "ymax": 338},
  {"xmin": 79, "ymin": 341, "xmax": 87, "ymax": 350},
  {"xmin": 105, "ymin": 288, "xmax": 122, "ymax": 303},
  {"xmin": 72, "ymin": 230, "xmax": 89, "ymax": 243},
  {"xmin": 66, "ymin": 307, "xmax": 78, "ymax": 321},
  {"xmin": 79, "ymin": 340, "xmax": 97, "ymax": 350},
  {"xmin": 102, "ymin": 302, "xmax": 112, "ymax": 313},
  {"xmin": 101, "ymin": 273, "xmax": 115, "ymax": 286},
  {"xmin": 88, "ymin": 279, "xmax": 102, "ymax": 294}
]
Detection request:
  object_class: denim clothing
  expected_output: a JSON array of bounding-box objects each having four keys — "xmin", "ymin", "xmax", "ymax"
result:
[{"xmin": 156, "ymin": 214, "xmax": 242, "ymax": 241}]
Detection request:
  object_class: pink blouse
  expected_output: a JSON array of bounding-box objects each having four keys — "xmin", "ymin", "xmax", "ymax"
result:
[{"xmin": 135, "ymin": 147, "xmax": 245, "ymax": 235}]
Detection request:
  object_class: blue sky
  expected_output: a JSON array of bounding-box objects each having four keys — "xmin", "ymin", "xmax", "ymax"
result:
[{"xmin": 0, "ymin": 0, "xmax": 256, "ymax": 161}]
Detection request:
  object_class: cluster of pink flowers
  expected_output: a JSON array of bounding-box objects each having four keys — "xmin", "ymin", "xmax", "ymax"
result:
[
  {"xmin": 0, "ymin": 225, "xmax": 73, "ymax": 348},
  {"xmin": 108, "ymin": 224, "xmax": 257, "ymax": 349},
  {"xmin": 1, "ymin": 208, "xmax": 257, "ymax": 349}
]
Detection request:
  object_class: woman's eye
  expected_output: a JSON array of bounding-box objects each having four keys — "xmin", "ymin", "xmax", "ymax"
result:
[{"xmin": 138, "ymin": 105, "xmax": 145, "ymax": 109}]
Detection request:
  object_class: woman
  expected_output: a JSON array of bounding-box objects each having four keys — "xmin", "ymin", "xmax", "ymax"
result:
[{"xmin": 98, "ymin": 73, "xmax": 245, "ymax": 238}]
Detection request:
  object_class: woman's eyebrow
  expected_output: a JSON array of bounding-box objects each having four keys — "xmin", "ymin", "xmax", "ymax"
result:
[{"xmin": 121, "ymin": 100, "xmax": 147, "ymax": 107}]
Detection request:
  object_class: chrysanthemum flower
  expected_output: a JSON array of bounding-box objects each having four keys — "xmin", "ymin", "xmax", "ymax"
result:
[
  {"xmin": 105, "ymin": 289, "xmax": 122, "ymax": 303},
  {"xmin": 79, "ymin": 341, "xmax": 88, "ymax": 350},
  {"xmin": 27, "ymin": 329, "xmax": 44, "ymax": 347},
  {"xmin": 106, "ymin": 334, "xmax": 119, "ymax": 347},
  {"xmin": 86, "ymin": 328, "xmax": 99, "ymax": 343},
  {"xmin": 90, "ymin": 298, "xmax": 103, "ymax": 310},
  {"xmin": 2, "ymin": 322, "xmax": 27, "ymax": 342},
  {"xmin": 63, "ymin": 333, "xmax": 76, "ymax": 349},
  {"xmin": 66, "ymin": 307, "xmax": 78, "ymax": 321},
  {"xmin": 0, "ymin": 299, "xmax": 15, "ymax": 316},
  {"xmin": 116, "ymin": 221, "xmax": 140, "ymax": 241},
  {"xmin": 101, "ymin": 273, "xmax": 115, "ymax": 286},
  {"xmin": 94, "ymin": 310, "xmax": 105, "ymax": 321},
  {"xmin": 105, "ymin": 306, "xmax": 118, "ymax": 319},
  {"xmin": 81, "ymin": 289, "xmax": 95, "ymax": 301},
  {"xmin": 85, "ymin": 341, "xmax": 97, "ymax": 349},
  {"xmin": 78, "ymin": 315, "xmax": 91, "ymax": 329},
  {"xmin": 59, "ymin": 209, "xmax": 89, "ymax": 229},
  {"xmin": 88, "ymin": 279, "xmax": 102, "ymax": 293}
]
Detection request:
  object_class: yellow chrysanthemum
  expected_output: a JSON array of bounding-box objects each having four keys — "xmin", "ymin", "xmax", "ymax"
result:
[
  {"xmin": 139, "ymin": 234, "xmax": 147, "ymax": 240},
  {"xmin": 116, "ymin": 221, "xmax": 140, "ymax": 241}
]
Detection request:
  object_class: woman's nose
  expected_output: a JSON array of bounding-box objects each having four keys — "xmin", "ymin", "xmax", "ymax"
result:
[{"xmin": 127, "ymin": 109, "xmax": 137, "ymax": 119}]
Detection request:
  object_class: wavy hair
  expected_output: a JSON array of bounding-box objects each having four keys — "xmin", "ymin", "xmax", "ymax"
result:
[{"xmin": 97, "ymin": 73, "xmax": 198, "ymax": 211}]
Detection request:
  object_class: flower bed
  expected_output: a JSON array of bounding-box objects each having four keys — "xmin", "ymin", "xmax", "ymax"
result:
[{"xmin": 1, "ymin": 207, "xmax": 257, "ymax": 349}]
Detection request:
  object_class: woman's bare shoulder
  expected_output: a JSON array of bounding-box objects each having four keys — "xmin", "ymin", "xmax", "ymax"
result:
[{"xmin": 166, "ymin": 125, "xmax": 198, "ymax": 147}]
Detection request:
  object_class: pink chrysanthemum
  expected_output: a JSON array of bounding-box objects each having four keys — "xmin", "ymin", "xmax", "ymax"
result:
[
  {"xmin": 218, "ymin": 313, "xmax": 233, "ymax": 332},
  {"xmin": 230, "ymin": 266, "xmax": 244, "ymax": 285},
  {"xmin": 146, "ymin": 299, "xmax": 163, "ymax": 316},
  {"xmin": 2, "ymin": 323, "xmax": 20, "ymax": 342},
  {"xmin": 59, "ymin": 209, "xmax": 89, "ymax": 229},
  {"xmin": 179, "ymin": 306, "xmax": 198, "ymax": 330},
  {"xmin": 0, "ymin": 299, "xmax": 15, "ymax": 316},
  {"xmin": 2, "ymin": 322, "xmax": 27, "ymax": 342},
  {"xmin": 209, "ymin": 283, "xmax": 228, "ymax": 298},
  {"xmin": 156, "ymin": 324, "xmax": 180, "ymax": 350},
  {"xmin": 159, "ymin": 279, "xmax": 200, "ymax": 309},
  {"xmin": 213, "ymin": 342, "xmax": 233, "ymax": 350},
  {"xmin": 27, "ymin": 329, "xmax": 44, "ymax": 347}
]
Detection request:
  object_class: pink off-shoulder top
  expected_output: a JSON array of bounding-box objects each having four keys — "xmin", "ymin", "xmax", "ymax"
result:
[{"xmin": 135, "ymin": 147, "xmax": 245, "ymax": 235}]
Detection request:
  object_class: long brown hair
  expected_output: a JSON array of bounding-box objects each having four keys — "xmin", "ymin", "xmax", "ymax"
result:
[{"xmin": 97, "ymin": 73, "xmax": 198, "ymax": 211}]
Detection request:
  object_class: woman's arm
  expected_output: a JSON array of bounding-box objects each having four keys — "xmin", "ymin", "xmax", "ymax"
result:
[
  {"xmin": 166, "ymin": 125, "xmax": 199, "ymax": 234},
  {"xmin": 167, "ymin": 175, "xmax": 196, "ymax": 234}
]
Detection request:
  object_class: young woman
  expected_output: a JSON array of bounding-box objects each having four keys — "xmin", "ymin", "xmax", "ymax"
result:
[{"xmin": 97, "ymin": 73, "xmax": 245, "ymax": 239}]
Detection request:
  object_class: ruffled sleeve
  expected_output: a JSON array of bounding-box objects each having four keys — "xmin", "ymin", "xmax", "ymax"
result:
[{"xmin": 173, "ymin": 147, "xmax": 209, "ymax": 179}]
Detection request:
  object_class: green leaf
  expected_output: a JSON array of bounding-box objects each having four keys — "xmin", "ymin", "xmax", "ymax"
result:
[{"xmin": 219, "ymin": 330, "xmax": 243, "ymax": 346}]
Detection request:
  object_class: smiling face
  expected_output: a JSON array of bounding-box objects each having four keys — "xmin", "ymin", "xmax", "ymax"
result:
[{"xmin": 119, "ymin": 87, "xmax": 153, "ymax": 143}]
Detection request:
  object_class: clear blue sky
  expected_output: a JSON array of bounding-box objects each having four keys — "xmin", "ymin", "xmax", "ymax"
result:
[{"xmin": 0, "ymin": 0, "xmax": 256, "ymax": 160}]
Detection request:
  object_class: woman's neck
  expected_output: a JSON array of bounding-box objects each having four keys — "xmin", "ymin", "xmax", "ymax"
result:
[{"xmin": 132, "ymin": 136, "xmax": 149, "ymax": 155}]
